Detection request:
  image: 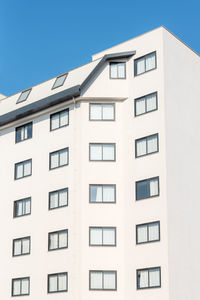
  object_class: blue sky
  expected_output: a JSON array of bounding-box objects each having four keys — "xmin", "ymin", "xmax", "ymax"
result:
[{"xmin": 0, "ymin": 0, "xmax": 199, "ymax": 96}]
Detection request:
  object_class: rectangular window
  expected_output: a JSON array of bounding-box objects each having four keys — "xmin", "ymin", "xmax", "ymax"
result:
[
  {"xmin": 49, "ymin": 188, "xmax": 68, "ymax": 210},
  {"xmin": 135, "ymin": 92, "xmax": 157, "ymax": 116},
  {"xmin": 14, "ymin": 159, "xmax": 32, "ymax": 180},
  {"xmin": 136, "ymin": 177, "xmax": 159, "ymax": 200},
  {"xmin": 17, "ymin": 89, "xmax": 31, "ymax": 104},
  {"xmin": 52, "ymin": 73, "xmax": 68, "ymax": 89},
  {"xmin": 12, "ymin": 277, "xmax": 30, "ymax": 296},
  {"xmin": 136, "ymin": 221, "xmax": 160, "ymax": 244},
  {"xmin": 90, "ymin": 103, "xmax": 115, "ymax": 121},
  {"xmin": 48, "ymin": 272, "xmax": 68, "ymax": 293},
  {"xmin": 90, "ymin": 144, "xmax": 115, "ymax": 161},
  {"xmin": 13, "ymin": 236, "xmax": 30, "ymax": 256},
  {"xmin": 90, "ymin": 185, "xmax": 116, "ymax": 203},
  {"xmin": 137, "ymin": 267, "xmax": 161, "ymax": 289},
  {"xmin": 48, "ymin": 229, "xmax": 68, "ymax": 251},
  {"xmin": 13, "ymin": 197, "xmax": 31, "ymax": 218},
  {"xmin": 15, "ymin": 122, "xmax": 32, "ymax": 143},
  {"xmin": 50, "ymin": 148, "xmax": 69, "ymax": 170},
  {"xmin": 134, "ymin": 52, "xmax": 156, "ymax": 76},
  {"xmin": 110, "ymin": 62, "xmax": 126, "ymax": 79},
  {"xmin": 50, "ymin": 109, "xmax": 69, "ymax": 131},
  {"xmin": 89, "ymin": 227, "xmax": 116, "ymax": 246},
  {"xmin": 135, "ymin": 134, "xmax": 158, "ymax": 157},
  {"xmin": 90, "ymin": 271, "xmax": 117, "ymax": 290}
]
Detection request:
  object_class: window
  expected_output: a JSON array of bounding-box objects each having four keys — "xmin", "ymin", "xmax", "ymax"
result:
[
  {"xmin": 15, "ymin": 122, "xmax": 32, "ymax": 143},
  {"xmin": 13, "ymin": 237, "xmax": 30, "ymax": 256},
  {"xmin": 13, "ymin": 197, "xmax": 31, "ymax": 217},
  {"xmin": 50, "ymin": 109, "xmax": 69, "ymax": 131},
  {"xmin": 134, "ymin": 52, "xmax": 156, "ymax": 76},
  {"xmin": 90, "ymin": 185, "xmax": 116, "ymax": 203},
  {"xmin": 12, "ymin": 277, "xmax": 30, "ymax": 296},
  {"xmin": 135, "ymin": 92, "xmax": 157, "ymax": 116},
  {"xmin": 136, "ymin": 177, "xmax": 159, "ymax": 200},
  {"xmin": 48, "ymin": 229, "xmax": 68, "ymax": 251},
  {"xmin": 90, "ymin": 227, "xmax": 116, "ymax": 246},
  {"xmin": 15, "ymin": 159, "xmax": 32, "ymax": 180},
  {"xmin": 90, "ymin": 271, "xmax": 117, "ymax": 290},
  {"xmin": 52, "ymin": 73, "xmax": 68, "ymax": 89},
  {"xmin": 90, "ymin": 103, "xmax": 115, "ymax": 121},
  {"xmin": 48, "ymin": 272, "xmax": 68, "ymax": 293},
  {"xmin": 17, "ymin": 89, "xmax": 31, "ymax": 104},
  {"xmin": 49, "ymin": 188, "xmax": 68, "ymax": 210},
  {"xmin": 50, "ymin": 148, "xmax": 68, "ymax": 170},
  {"xmin": 135, "ymin": 134, "xmax": 158, "ymax": 157},
  {"xmin": 90, "ymin": 144, "xmax": 115, "ymax": 161},
  {"xmin": 137, "ymin": 267, "xmax": 161, "ymax": 289},
  {"xmin": 136, "ymin": 221, "xmax": 160, "ymax": 244},
  {"xmin": 110, "ymin": 62, "xmax": 126, "ymax": 79}
]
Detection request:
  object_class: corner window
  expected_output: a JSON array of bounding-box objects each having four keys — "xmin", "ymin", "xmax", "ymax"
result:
[
  {"xmin": 17, "ymin": 89, "xmax": 31, "ymax": 104},
  {"xmin": 135, "ymin": 92, "xmax": 157, "ymax": 116},
  {"xmin": 90, "ymin": 103, "xmax": 115, "ymax": 121},
  {"xmin": 48, "ymin": 229, "xmax": 68, "ymax": 251},
  {"xmin": 13, "ymin": 197, "xmax": 31, "ymax": 218},
  {"xmin": 135, "ymin": 134, "xmax": 158, "ymax": 157},
  {"xmin": 136, "ymin": 177, "xmax": 159, "ymax": 200},
  {"xmin": 90, "ymin": 227, "xmax": 116, "ymax": 246},
  {"xmin": 15, "ymin": 122, "xmax": 32, "ymax": 143},
  {"xmin": 49, "ymin": 148, "xmax": 69, "ymax": 170},
  {"xmin": 90, "ymin": 271, "xmax": 117, "ymax": 290},
  {"xmin": 15, "ymin": 159, "xmax": 32, "ymax": 180},
  {"xmin": 13, "ymin": 236, "xmax": 30, "ymax": 256},
  {"xmin": 90, "ymin": 143, "xmax": 115, "ymax": 161},
  {"xmin": 136, "ymin": 221, "xmax": 160, "ymax": 244},
  {"xmin": 137, "ymin": 267, "xmax": 161, "ymax": 289},
  {"xmin": 110, "ymin": 62, "xmax": 126, "ymax": 79},
  {"xmin": 49, "ymin": 188, "xmax": 68, "ymax": 210},
  {"xmin": 50, "ymin": 109, "xmax": 69, "ymax": 131},
  {"xmin": 12, "ymin": 277, "xmax": 30, "ymax": 296},
  {"xmin": 90, "ymin": 185, "xmax": 116, "ymax": 203},
  {"xmin": 134, "ymin": 52, "xmax": 156, "ymax": 76},
  {"xmin": 48, "ymin": 272, "xmax": 68, "ymax": 293},
  {"xmin": 52, "ymin": 73, "xmax": 68, "ymax": 89}
]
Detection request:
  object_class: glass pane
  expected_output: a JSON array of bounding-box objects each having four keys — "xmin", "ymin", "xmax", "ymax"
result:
[
  {"xmin": 22, "ymin": 238, "xmax": 30, "ymax": 254},
  {"xmin": 13, "ymin": 280, "xmax": 21, "ymax": 295},
  {"xmin": 149, "ymin": 223, "xmax": 159, "ymax": 241},
  {"xmin": 50, "ymin": 192, "xmax": 58, "ymax": 208},
  {"xmin": 18, "ymin": 90, "xmax": 31, "ymax": 103},
  {"xmin": 25, "ymin": 199, "xmax": 31, "ymax": 214},
  {"xmin": 58, "ymin": 274, "xmax": 67, "ymax": 291},
  {"xmin": 51, "ymin": 153, "xmax": 59, "ymax": 169},
  {"xmin": 103, "ymin": 228, "xmax": 115, "ymax": 245},
  {"xmin": 90, "ymin": 272, "xmax": 102, "ymax": 289},
  {"xmin": 146, "ymin": 53, "xmax": 156, "ymax": 71},
  {"xmin": 21, "ymin": 278, "xmax": 29, "ymax": 294},
  {"xmin": 138, "ymin": 270, "xmax": 148, "ymax": 288},
  {"xmin": 24, "ymin": 161, "xmax": 31, "ymax": 176},
  {"xmin": 24, "ymin": 126, "xmax": 28, "ymax": 139},
  {"xmin": 90, "ymin": 186, "xmax": 102, "ymax": 202},
  {"xmin": 59, "ymin": 189, "xmax": 68, "ymax": 206},
  {"xmin": 51, "ymin": 114, "xmax": 59, "ymax": 130},
  {"xmin": 103, "ymin": 185, "xmax": 115, "ymax": 202},
  {"xmin": 137, "ymin": 225, "xmax": 148, "ymax": 243},
  {"xmin": 16, "ymin": 164, "xmax": 23, "ymax": 179},
  {"xmin": 59, "ymin": 231, "xmax": 68, "ymax": 248},
  {"xmin": 147, "ymin": 135, "xmax": 158, "ymax": 153},
  {"xmin": 136, "ymin": 181, "xmax": 149, "ymax": 200},
  {"xmin": 49, "ymin": 233, "xmax": 58, "ymax": 250},
  {"xmin": 49, "ymin": 275, "xmax": 57, "ymax": 292},
  {"xmin": 60, "ymin": 110, "xmax": 69, "ymax": 127},
  {"xmin": 90, "ymin": 228, "xmax": 102, "ymax": 245},
  {"xmin": 146, "ymin": 93, "xmax": 157, "ymax": 112},
  {"xmin": 136, "ymin": 58, "xmax": 145, "ymax": 75},
  {"xmin": 90, "ymin": 105, "xmax": 102, "ymax": 120},
  {"xmin": 59, "ymin": 149, "xmax": 68, "ymax": 166},
  {"xmin": 27, "ymin": 124, "xmax": 32, "ymax": 139},
  {"xmin": 149, "ymin": 268, "xmax": 160, "ymax": 287},
  {"xmin": 90, "ymin": 145, "xmax": 102, "ymax": 160},
  {"xmin": 136, "ymin": 98, "xmax": 146, "ymax": 115},
  {"xmin": 16, "ymin": 201, "xmax": 23, "ymax": 216},
  {"xmin": 103, "ymin": 272, "xmax": 116, "ymax": 289},
  {"xmin": 102, "ymin": 105, "xmax": 114, "ymax": 120},
  {"xmin": 110, "ymin": 64, "xmax": 118, "ymax": 78},
  {"xmin": 53, "ymin": 74, "xmax": 67, "ymax": 88},
  {"xmin": 16, "ymin": 128, "xmax": 23, "ymax": 142},
  {"xmin": 150, "ymin": 178, "xmax": 159, "ymax": 196},
  {"xmin": 136, "ymin": 139, "xmax": 146, "ymax": 157},
  {"xmin": 14, "ymin": 240, "xmax": 21, "ymax": 255},
  {"xmin": 118, "ymin": 63, "xmax": 125, "ymax": 78},
  {"xmin": 102, "ymin": 144, "xmax": 114, "ymax": 160}
]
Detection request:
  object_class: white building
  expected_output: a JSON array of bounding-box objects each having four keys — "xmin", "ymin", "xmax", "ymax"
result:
[{"xmin": 0, "ymin": 26, "xmax": 200, "ymax": 300}]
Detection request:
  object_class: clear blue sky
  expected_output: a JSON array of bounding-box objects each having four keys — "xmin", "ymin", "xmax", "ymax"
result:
[{"xmin": 0, "ymin": 0, "xmax": 199, "ymax": 96}]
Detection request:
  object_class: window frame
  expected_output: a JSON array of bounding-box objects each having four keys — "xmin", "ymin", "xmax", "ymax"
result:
[
  {"xmin": 89, "ymin": 143, "xmax": 116, "ymax": 162},
  {"xmin": 13, "ymin": 197, "xmax": 31, "ymax": 218},
  {"xmin": 134, "ymin": 51, "xmax": 157, "ymax": 77},
  {"xmin": 47, "ymin": 272, "xmax": 68, "ymax": 293},
  {"xmin": 89, "ymin": 184, "xmax": 116, "ymax": 204},
  {"xmin": 136, "ymin": 267, "xmax": 161, "ymax": 290},
  {"xmin": 52, "ymin": 73, "xmax": 68, "ymax": 90},
  {"xmin": 12, "ymin": 236, "xmax": 31, "ymax": 257},
  {"xmin": 16, "ymin": 88, "xmax": 32, "ymax": 104},
  {"xmin": 50, "ymin": 108, "xmax": 69, "ymax": 131},
  {"xmin": 136, "ymin": 221, "xmax": 160, "ymax": 245},
  {"xmin": 48, "ymin": 229, "xmax": 68, "ymax": 251},
  {"xmin": 135, "ymin": 133, "xmax": 159, "ymax": 158},
  {"xmin": 109, "ymin": 62, "xmax": 126, "ymax": 79},
  {"xmin": 136, "ymin": 176, "xmax": 160, "ymax": 201},
  {"xmin": 15, "ymin": 122, "xmax": 33, "ymax": 143},
  {"xmin": 134, "ymin": 92, "xmax": 158, "ymax": 117},
  {"xmin": 89, "ymin": 227, "xmax": 116, "ymax": 246},
  {"xmin": 89, "ymin": 270, "xmax": 117, "ymax": 291},
  {"xmin": 14, "ymin": 159, "xmax": 32, "ymax": 180},
  {"xmin": 49, "ymin": 188, "xmax": 68, "ymax": 210},
  {"xmin": 89, "ymin": 103, "xmax": 115, "ymax": 121},
  {"xmin": 12, "ymin": 277, "xmax": 30, "ymax": 296},
  {"xmin": 49, "ymin": 147, "xmax": 69, "ymax": 170}
]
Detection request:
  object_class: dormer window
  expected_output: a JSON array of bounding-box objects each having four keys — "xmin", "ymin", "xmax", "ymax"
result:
[
  {"xmin": 52, "ymin": 73, "xmax": 68, "ymax": 89},
  {"xmin": 17, "ymin": 89, "xmax": 31, "ymax": 104},
  {"xmin": 110, "ymin": 62, "xmax": 126, "ymax": 79}
]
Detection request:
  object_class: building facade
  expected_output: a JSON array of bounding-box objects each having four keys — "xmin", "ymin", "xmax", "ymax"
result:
[{"xmin": 0, "ymin": 26, "xmax": 200, "ymax": 300}]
